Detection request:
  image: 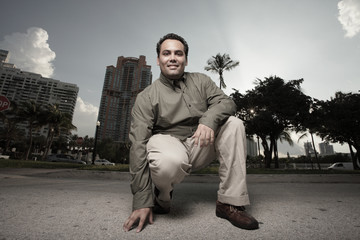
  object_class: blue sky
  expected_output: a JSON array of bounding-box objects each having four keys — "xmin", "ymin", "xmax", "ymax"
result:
[{"xmin": 1, "ymin": 0, "xmax": 359, "ymax": 155}]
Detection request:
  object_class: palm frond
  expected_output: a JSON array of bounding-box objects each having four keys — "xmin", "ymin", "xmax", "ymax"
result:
[{"xmin": 204, "ymin": 53, "xmax": 239, "ymax": 89}]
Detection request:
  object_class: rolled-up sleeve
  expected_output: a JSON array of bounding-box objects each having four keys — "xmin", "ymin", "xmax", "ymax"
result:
[{"xmin": 129, "ymin": 91, "xmax": 154, "ymax": 210}]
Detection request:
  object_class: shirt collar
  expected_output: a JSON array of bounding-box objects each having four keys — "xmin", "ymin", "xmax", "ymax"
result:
[{"xmin": 159, "ymin": 73, "xmax": 188, "ymax": 90}]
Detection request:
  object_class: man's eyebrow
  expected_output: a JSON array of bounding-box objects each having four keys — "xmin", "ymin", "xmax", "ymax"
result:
[{"xmin": 161, "ymin": 49, "xmax": 184, "ymax": 53}]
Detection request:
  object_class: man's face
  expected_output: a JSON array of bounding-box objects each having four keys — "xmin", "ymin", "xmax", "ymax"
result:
[{"xmin": 157, "ymin": 39, "xmax": 188, "ymax": 80}]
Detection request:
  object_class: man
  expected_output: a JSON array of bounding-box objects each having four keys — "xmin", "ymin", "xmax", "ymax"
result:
[{"xmin": 123, "ymin": 33, "xmax": 258, "ymax": 233}]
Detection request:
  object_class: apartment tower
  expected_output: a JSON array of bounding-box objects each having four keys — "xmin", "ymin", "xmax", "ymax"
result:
[
  {"xmin": 97, "ymin": 55, "xmax": 152, "ymax": 143},
  {"xmin": 0, "ymin": 49, "xmax": 79, "ymax": 138}
]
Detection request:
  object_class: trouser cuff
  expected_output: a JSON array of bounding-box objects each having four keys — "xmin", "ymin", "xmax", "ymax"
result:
[{"xmin": 217, "ymin": 193, "xmax": 250, "ymax": 206}]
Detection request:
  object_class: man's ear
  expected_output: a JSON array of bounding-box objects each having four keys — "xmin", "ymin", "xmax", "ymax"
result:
[
  {"xmin": 157, "ymin": 57, "xmax": 160, "ymax": 66},
  {"xmin": 185, "ymin": 58, "xmax": 188, "ymax": 66}
]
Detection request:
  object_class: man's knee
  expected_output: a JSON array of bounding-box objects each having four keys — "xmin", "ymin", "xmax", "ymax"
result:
[
  {"xmin": 148, "ymin": 151, "xmax": 186, "ymax": 168},
  {"xmin": 227, "ymin": 116, "xmax": 244, "ymax": 128},
  {"xmin": 148, "ymin": 150, "xmax": 189, "ymax": 180},
  {"xmin": 220, "ymin": 116, "xmax": 245, "ymax": 136}
]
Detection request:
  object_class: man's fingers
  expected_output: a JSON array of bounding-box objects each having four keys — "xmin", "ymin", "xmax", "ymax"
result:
[
  {"xmin": 192, "ymin": 124, "xmax": 215, "ymax": 147},
  {"xmin": 204, "ymin": 132, "xmax": 210, "ymax": 146},
  {"xmin": 210, "ymin": 131, "xmax": 215, "ymax": 145},
  {"xmin": 123, "ymin": 219, "xmax": 129, "ymax": 231},
  {"xmin": 149, "ymin": 211, "xmax": 154, "ymax": 224},
  {"xmin": 199, "ymin": 133, "xmax": 205, "ymax": 147},
  {"xmin": 194, "ymin": 135, "xmax": 199, "ymax": 146},
  {"xmin": 136, "ymin": 218, "xmax": 145, "ymax": 233},
  {"xmin": 201, "ymin": 131, "xmax": 211, "ymax": 147},
  {"xmin": 199, "ymin": 134, "xmax": 206, "ymax": 147},
  {"xmin": 123, "ymin": 208, "xmax": 152, "ymax": 232},
  {"xmin": 123, "ymin": 218, "xmax": 134, "ymax": 232},
  {"xmin": 136, "ymin": 210, "xmax": 153, "ymax": 233},
  {"xmin": 192, "ymin": 132, "xmax": 200, "ymax": 146},
  {"xmin": 193, "ymin": 133, "xmax": 210, "ymax": 147}
]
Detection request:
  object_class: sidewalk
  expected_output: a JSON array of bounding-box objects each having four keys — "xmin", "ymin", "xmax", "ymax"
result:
[{"xmin": 1, "ymin": 168, "xmax": 359, "ymax": 240}]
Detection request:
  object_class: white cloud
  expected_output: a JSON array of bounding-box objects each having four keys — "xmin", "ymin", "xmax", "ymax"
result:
[
  {"xmin": 338, "ymin": 0, "xmax": 360, "ymax": 38},
  {"xmin": 72, "ymin": 97, "xmax": 98, "ymax": 137},
  {"xmin": 0, "ymin": 27, "xmax": 56, "ymax": 77}
]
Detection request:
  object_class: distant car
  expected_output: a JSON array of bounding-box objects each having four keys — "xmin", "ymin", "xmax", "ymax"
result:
[
  {"xmin": 0, "ymin": 154, "xmax": 10, "ymax": 159},
  {"xmin": 47, "ymin": 154, "xmax": 86, "ymax": 165},
  {"xmin": 328, "ymin": 162, "xmax": 354, "ymax": 171},
  {"xmin": 94, "ymin": 159, "xmax": 115, "ymax": 166}
]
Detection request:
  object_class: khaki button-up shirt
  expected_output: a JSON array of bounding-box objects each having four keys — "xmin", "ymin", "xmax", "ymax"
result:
[{"xmin": 129, "ymin": 72, "xmax": 236, "ymax": 210}]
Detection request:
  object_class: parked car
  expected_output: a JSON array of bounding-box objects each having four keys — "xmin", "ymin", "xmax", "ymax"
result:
[
  {"xmin": 0, "ymin": 154, "xmax": 10, "ymax": 159},
  {"xmin": 47, "ymin": 154, "xmax": 86, "ymax": 165},
  {"xmin": 328, "ymin": 162, "xmax": 354, "ymax": 171},
  {"xmin": 94, "ymin": 159, "xmax": 115, "ymax": 166}
]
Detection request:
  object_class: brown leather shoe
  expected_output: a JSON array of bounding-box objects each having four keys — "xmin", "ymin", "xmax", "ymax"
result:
[
  {"xmin": 216, "ymin": 201, "xmax": 259, "ymax": 230},
  {"xmin": 153, "ymin": 199, "xmax": 170, "ymax": 214}
]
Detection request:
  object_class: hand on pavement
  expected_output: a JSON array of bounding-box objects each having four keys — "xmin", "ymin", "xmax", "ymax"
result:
[{"xmin": 123, "ymin": 207, "xmax": 153, "ymax": 233}]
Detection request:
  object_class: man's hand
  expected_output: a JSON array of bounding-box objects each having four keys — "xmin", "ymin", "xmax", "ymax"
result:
[
  {"xmin": 123, "ymin": 207, "xmax": 153, "ymax": 233},
  {"xmin": 192, "ymin": 124, "xmax": 215, "ymax": 147}
]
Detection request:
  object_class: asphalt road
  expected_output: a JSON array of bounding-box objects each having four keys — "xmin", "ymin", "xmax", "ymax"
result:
[{"xmin": 0, "ymin": 168, "xmax": 359, "ymax": 240}]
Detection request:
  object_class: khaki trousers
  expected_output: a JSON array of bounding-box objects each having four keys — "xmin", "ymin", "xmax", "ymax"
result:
[{"xmin": 146, "ymin": 116, "xmax": 250, "ymax": 208}]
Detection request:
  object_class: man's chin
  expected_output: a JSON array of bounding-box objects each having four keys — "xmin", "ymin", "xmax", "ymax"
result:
[{"xmin": 163, "ymin": 72, "xmax": 183, "ymax": 80}]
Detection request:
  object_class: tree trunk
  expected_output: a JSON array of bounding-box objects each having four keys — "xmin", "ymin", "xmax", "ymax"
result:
[
  {"xmin": 349, "ymin": 143, "xmax": 360, "ymax": 170},
  {"xmin": 25, "ymin": 125, "xmax": 33, "ymax": 160},
  {"xmin": 42, "ymin": 132, "xmax": 55, "ymax": 161},
  {"xmin": 261, "ymin": 137, "xmax": 271, "ymax": 168},
  {"xmin": 5, "ymin": 138, "xmax": 11, "ymax": 153},
  {"xmin": 269, "ymin": 138, "xmax": 274, "ymax": 168},
  {"xmin": 310, "ymin": 133, "xmax": 321, "ymax": 170},
  {"xmin": 219, "ymin": 72, "xmax": 223, "ymax": 89},
  {"xmin": 273, "ymin": 138, "xmax": 279, "ymax": 168},
  {"xmin": 42, "ymin": 129, "xmax": 51, "ymax": 161}
]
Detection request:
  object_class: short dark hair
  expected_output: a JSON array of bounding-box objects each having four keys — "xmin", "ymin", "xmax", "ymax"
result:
[{"xmin": 156, "ymin": 33, "xmax": 189, "ymax": 58}]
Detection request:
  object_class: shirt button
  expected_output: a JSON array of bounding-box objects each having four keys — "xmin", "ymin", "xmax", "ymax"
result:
[{"xmin": 188, "ymin": 104, "xmax": 191, "ymax": 107}]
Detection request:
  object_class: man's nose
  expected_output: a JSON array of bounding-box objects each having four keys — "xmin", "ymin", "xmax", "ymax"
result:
[{"xmin": 169, "ymin": 53, "xmax": 177, "ymax": 62}]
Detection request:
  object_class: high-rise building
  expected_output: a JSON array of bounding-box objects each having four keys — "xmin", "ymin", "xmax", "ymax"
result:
[
  {"xmin": 0, "ymin": 49, "xmax": 78, "ymax": 138},
  {"xmin": 97, "ymin": 55, "xmax": 152, "ymax": 143},
  {"xmin": 247, "ymin": 138, "xmax": 258, "ymax": 157},
  {"xmin": 304, "ymin": 141, "xmax": 315, "ymax": 157},
  {"xmin": 0, "ymin": 49, "xmax": 9, "ymax": 63},
  {"xmin": 319, "ymin": 142, "xmax": 334, "ymax": 156}
]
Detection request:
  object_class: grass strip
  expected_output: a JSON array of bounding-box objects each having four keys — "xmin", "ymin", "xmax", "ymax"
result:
[{"xmin": 1, "ymin": 159, "xmax": 359, "ymax": 174}]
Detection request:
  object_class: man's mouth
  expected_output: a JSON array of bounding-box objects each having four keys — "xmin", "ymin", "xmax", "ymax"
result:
[{"xmin": 167, "ymin": 65, "xmax": 179, "ymax": 70}]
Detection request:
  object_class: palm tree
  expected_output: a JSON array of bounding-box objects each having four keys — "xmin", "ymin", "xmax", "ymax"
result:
[
  {"xmin": 231, "ymin": 76, "xmax": 311, "ymax": 168},
  {"xmin": 204, "ymin": 53, "xmax": 239, "ymax": 89},
  {"xmin": 69, "ymin": 134, "xmax": 79, "ymax": 151},
  {"xmin": 273, "ymin": 130, "xmax": 294, "ymax": 168},
  {"xmin": 298, "ymin": 132, "xmax": 320, "ymax": 170},
  {"xmin": 296, "ymin": 100, "xmax": 323, "ymax": 170},
  {"xmin": 0, "ymin": 101, "xmax": 23, "ymax": 153},
  {"xmin": 41, "ymin": 104, "xmax": 77, "ymax": 161},
  {"xmin": 18, "ymin": 100, "xmax": 45, "ymax": 160}
]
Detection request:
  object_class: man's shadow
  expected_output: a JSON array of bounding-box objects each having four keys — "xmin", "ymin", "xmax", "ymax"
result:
[{"xmin": 156, "ymin": 182, "xmax": 218, "ymax": 218}]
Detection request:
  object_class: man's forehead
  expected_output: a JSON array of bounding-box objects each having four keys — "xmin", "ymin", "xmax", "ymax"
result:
[{"xmin": 160, "ymin": 39, "xmax": 185, "ymax": 51}]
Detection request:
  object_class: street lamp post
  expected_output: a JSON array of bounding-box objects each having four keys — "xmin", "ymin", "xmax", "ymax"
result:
[{"xmin": 92, "ymin": 121, "xmax": 100, "ymax": 165}]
